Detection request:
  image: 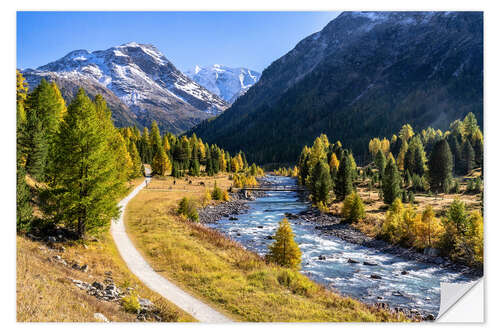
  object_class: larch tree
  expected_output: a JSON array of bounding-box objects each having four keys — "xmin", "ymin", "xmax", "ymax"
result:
[
  {"xmin": 266, "ymin": 218, "xmax": 302, "ymax": 270},
  {"xmin": 46, "ymin": 88, "xmax": 126, "ymax": 238}
]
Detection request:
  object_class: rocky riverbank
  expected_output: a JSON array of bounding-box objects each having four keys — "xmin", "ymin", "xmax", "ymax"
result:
[
  {"xmin": 289, "ymin": 208, "xmax": 482, "ymax": 278},
  {"xmin": 198, "ymin": 190, "xmax": 268, "ymax": 224}
]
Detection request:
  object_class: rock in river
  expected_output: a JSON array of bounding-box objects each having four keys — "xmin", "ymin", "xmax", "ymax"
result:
[
  {"xmin": 363, "ymin": 261, "xmax": 378, "ymax": 266},
  {"xmin": 347, "ymin": 258, "xmax": 360, "ymax": 264}
]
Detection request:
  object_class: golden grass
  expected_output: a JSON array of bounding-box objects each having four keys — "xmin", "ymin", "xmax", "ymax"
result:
[
  {"xmin": 124, "ymin": 175, "xmax": 406, "ymax": 322},
  {"xmin": 17, "ymin": 176, "xmax": 194, "ymax": 323}
]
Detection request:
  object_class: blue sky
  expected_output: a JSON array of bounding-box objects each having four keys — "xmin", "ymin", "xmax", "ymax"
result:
[{"xmin": 17, "ymin": 11, "xmax": 340, "ymax": 73}]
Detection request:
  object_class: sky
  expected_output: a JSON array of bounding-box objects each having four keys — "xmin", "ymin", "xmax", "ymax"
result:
[{"xmin": 17, "ymin": 11, "xmax": 340, "ymax": 73}]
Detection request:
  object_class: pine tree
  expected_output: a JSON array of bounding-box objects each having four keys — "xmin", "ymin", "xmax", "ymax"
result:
[
  {"xmin": 266, "ymin": 218, "xmax": 302, "ymax": 270},
  {"xmin": 428, "ymin": 139, "xmax": 453, "ymax": 193},
  {"xmin": 462, "ymin": 139, "xmax": 475, "ymax": 174},
  {"xmin": 311, "ymin": 161, "xmax": 332, "ymax": 204},
  {"xmin": 150, "ymin": 120, "xmax": 163, "ymax": 156},
  {"xmin": 374, "ymin": 149, "xmax": 386, "ymax": 173},
  {"xmin": 45, "ymin": 88, "xmax": 126, "ymax": 238},
  {"xmin": 335, "ymin": 154, "xmax": 353, "ymax": 200},
  {"xmin": 16, "ymin": 111, "xmax": 32, "ymax": 232},
  {"xmin": 382, "ymin": 158, "xmax": 401, "ymax": 204}
]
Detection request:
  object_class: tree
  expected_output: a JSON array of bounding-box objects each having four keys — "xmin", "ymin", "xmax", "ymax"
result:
[
  {"xmin": 150, "ymin": 120, "xmax": 163, "ymax": 156},
  {"xmin": 428, "ymin": 139, "xmax": 453, "ymax": 193},
  {"xmin": 266, "ymin": 218, "xmax": 302, "ymax": 270},
  {"xmin": 44, "ymin": 88, "xmax": 126, "ymax": 238},
  {"xmin": 461, "ymin": 139, "xmax": 475, "ymax": 175},
  {"xmin": 311, "ymin": 161, "xmax": 332, "ymax": 204},
  {"xmin": 152, "ymin": 149, "xmax": 172, "ymax": 176},
  {"xmin": 335, "ymin": 153, "xmax": 353, "ymax": 200},
  {"xmin": 341, "ymin": 192, "xmax": 366, "ymax": 222},
  {"xmin": 382, "ymin": 158, "xmax": 401, "ymax": 204},
  {"xmin": 16, "ymin": 110, "xmax": 32, "ymax": 232},
  {"xmin": 177, "ymin": 197, "xmax": 199, "ymax": 222},
  {"xmin": 16, "ymin": 70, "xmax": 29, "ymax": 123},
  {"xmin": 374, "ymin": 149, "xmax": 386, "ymax": 173},
  {"xmin": 128, "ymin": 141, "xmax": 143, "ymax": 178}
]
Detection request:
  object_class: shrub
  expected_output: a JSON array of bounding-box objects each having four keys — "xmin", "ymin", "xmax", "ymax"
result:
[
  {"xmin": 121, "ymin": 294, "xmax": 140, "ymax": 313},
  {"xmin": 222, "ymin": 190, "xmax": 230, "ymax": 202},
  {"xmin": 211, "ymin": 181, "xmax": 224, "ymax": 200},
  {"xmin": 277, "ymin": 269, "xmax": 318, "ymax": 297},
  {"xmin": 341, "ymin": 192, "xmax": 366, "ymax": 222},
  {"xmin": 202, "ymin": 189, "xmax": 211, "ymax": 207},
  {"xmin": 177, "ymin": 197, "xmax": 199, "ymax": 222},
  {"xmin": 317, "ymin": 201, "xmax": 330, "ymax": 214}
]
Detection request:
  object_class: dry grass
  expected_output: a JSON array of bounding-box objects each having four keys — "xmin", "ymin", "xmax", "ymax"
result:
[
  {"xmin": 17, "ymin": 177, "xmax": 194, "ymax": 323},
  {"xmin": 124, "ymin": 175, "xmax": 406, "ymax": 322}
]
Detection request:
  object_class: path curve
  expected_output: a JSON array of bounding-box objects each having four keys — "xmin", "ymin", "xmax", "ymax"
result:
[{"xmin": 111, "ymin": 169, "xmax": 232, "ymax": 323}]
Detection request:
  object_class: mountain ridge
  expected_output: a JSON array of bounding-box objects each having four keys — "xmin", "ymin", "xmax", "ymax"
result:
[
  {"xmin": 190, "ymin": 11, "xmax": 483, "ymax": 165},
  {"xmin": 23, "ymin": 42, "xmax": 229, "ymax": 134}
]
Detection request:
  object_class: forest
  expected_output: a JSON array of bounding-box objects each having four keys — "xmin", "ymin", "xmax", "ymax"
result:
[
  {"xmin": 16, "ymin": 70, "xmax": 261, "ymax": 239},
  {"xmin": 277, "ymin": 113, "xmax": 483, "ymax": 268}
]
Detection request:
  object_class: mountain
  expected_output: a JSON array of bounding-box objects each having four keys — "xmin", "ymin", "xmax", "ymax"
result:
[
  {"xmin": 185, "ymin": 64, "xmax": 261, "ymax": 104},
  {"xmin": 22, "ymin": 42, "xmax": 229, "ymax": 134},
  {"xmin": 190, "ymin": 12, "xmax": 483, "ymax": 166}
]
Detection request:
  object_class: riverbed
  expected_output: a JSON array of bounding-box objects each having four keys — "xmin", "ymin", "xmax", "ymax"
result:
[{"xmin": 205, "ymin": 175, "xmax": 479, "ymax": 318}]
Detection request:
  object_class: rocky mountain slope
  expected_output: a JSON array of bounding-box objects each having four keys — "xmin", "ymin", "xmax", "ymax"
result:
[
  {"xmin": 185, "ymin": 65, "xmax": 261, "ymax": 104},
  {"xmin": 23, "ymin": 42, "xmax": 228, "ymax": 134},
  {"xmin": 191, "ymin": 12, "xmax": 483, "ymax": 165}
]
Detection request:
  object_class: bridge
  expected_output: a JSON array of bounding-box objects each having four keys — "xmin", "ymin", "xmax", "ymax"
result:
[{"xmin": 240, "ymin": 186, "xmax": 306, "ymax": 192}]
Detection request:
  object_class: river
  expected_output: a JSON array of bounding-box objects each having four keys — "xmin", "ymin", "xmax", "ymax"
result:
[{"xmin": 207, "ymin": 175, "xmax": 478, "ymax": 317}]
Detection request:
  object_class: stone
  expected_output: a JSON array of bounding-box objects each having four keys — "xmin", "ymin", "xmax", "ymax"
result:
[
  {"xmin": 318, "ymin": 255, "xmax": 327, "ymax": 260},
  {"xmin": 347, "ymin": 258, "xmax": 359, "ymax": 264},
  {"xmin": 401, "ymin": 270, "xmax": 409, "ymax": 275},
  {"xmin": 81, "ymin": 264, "xmax": 89, "ymax": 272},
  {"xmin": 92, "ymin": 281, "xmax": 104, "ymax": 290},
  {"xmin": 424, "ymin": 314, "xmax": 435, "ymax": 321},
  {"xmin": 363, "ymin": 261, "xmax": 378, "ymax": 266},
  {"xmin": 229, "ymin": 216, "xmax": 238, "ymax": 221},
  {"xmin": 94, "ymin": 313, "xmax": 109, "ymax": 322},
  {"xmin": 370, "ymin": 274, "xmax": 382, "ymax": 279},
  {"xmin": 47, "ymin": 236, "xmax": 57, "ymax": 243},
  {"xmin": 266, "ymin": 235, "xmax": 273, "ymax": 240},
  {"xmin": 257, "ymin": 226, "xmax": 264, "ymax": 229},
  {"xmin": 139, "ymin": 298, "xmax": 154, "ymax": 311}
]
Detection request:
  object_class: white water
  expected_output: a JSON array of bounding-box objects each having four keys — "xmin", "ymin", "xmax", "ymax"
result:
[{"xmin": 208, "ymin": 176, "xmax": 478, "ymax": 316}]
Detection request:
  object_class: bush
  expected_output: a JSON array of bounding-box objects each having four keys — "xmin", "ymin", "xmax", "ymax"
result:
[
  {"xmin": 121, "ymin": 294, "xmax": 140, "ymax": 313},
  {"xmin": 177, "ymin": 197, "xmax": 199, "ymax": 222},
  {"xmin": 211, "ymin": 181, "xmax": 224, "ymax": 200},
  {"xmin": 341, "ymin": 192, "xmax": 366, "ymax": 222},
  {"xmin": 277, "ymin": 269, "xmax": 318, "ymax": 297},
  {"xmin": 202, "ymin": 189, "xmax": 212, "ymax": 207}
]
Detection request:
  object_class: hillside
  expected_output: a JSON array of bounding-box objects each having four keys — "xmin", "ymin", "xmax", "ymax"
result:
[
  {"xmin": 23, "ymin": 42, "xmax": 228, "ymax": 134},
  {"xmin": 190, "ymin": 12, "xmax": 483, "ymax": 166}
]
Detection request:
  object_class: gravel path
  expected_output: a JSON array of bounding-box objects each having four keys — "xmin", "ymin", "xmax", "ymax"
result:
[{"xmin": 110, "ymin": 169, "xmax": 232, "ymax": 323}]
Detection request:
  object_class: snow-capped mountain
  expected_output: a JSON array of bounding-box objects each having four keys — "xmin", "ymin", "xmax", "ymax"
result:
[
  {"xmin": 185, "ymin": 64, "xmax": 261, "ymax": 104},
  {"xmin": 23, "ymin": 42, "xmax": 229, "ymax": 134}
]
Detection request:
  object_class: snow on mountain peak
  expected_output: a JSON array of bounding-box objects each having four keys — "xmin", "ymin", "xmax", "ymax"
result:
[{"xmin": 185, "ymin": 64, "xmax": 261, "ymax": 104}]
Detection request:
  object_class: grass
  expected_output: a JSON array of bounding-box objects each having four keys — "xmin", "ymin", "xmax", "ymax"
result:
[
  {"xmin": 17, "ymin": 176, "xmax": 195, "ymax": 322},
  {"xmin": 124, "ymin": 174, "xmax": 406, "ymax": 322}
]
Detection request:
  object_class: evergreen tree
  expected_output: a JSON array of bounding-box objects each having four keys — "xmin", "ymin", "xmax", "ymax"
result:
[
  {"xmin": 341, "ymin": 192, "xmax": 366, "ymax": 222},
  {"xmin": 16, "ymin": 111, "xmax": 32, "ymax": 232},
  {"xmin": 374, "ymin": 149, "xmax": 386, "ymax": 173},
  {"xmin": 461, "ymin": 139, "xmax": 475, "ymax": 175},
  {"xmin": 311, "ymin": 161, "xmax": 332, "ymax": 204},
  {"xmin": 45, "ymin": 88, "xmax": 126, "ymax": 238},
  {"xmin": 266, "ymin": 218, "xmax": 302, "ymax": 270},
  {"xmin": 428, "ymin": 139, "xmax": 453, "ymax": 193},
  {"xmin": 335, "ymin": 153, "xmax": 353, "ymax": 200},
  {"xmin": 382, "ymin": 158, "xmax": 401, "ymax": 204},
  {"xmin": 24, "ymin": 111, "xmax": 49, "ymax": 180},
  {"xmin": 189, "ymin": 159, "xmax": 200, "ymax": 176},
  {"xmin": 150, "ymin": 120, "xmax": 163, "ymax": 156}
]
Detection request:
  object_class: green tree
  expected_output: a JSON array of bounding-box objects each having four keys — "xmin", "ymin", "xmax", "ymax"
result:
[
  {"xmin": 374, "ymin": 149, "xmax": 386, "ymax": 173},
  {"xmin": 311, "ymin": 161, "xmax": 332, "ymax": 204},
  {"xmin": 45, "ymin": 88, "xmax": 126, "ymax": 238},
  {"xmin": 266, "ymin": 218, "xmax": 302, "ymax": 270},
  {"xmin": 382, "ymin": 158, "xmax": 401, "ymax": 204},
  {"xmin": 428, "ymin": 139, "xmax": 453, "ymax": 193},
  {"xmin": 150, "ymin": 120, "xmax": 163, "ymax": 156},
  {"xmin": 152, "ymin": 149, "xmax": 172, "ymax": 176},
  {"xmin": 461, "ymin": 139, "xmax": 475, "ymax": 175},
  {"xmin": 128, "ymin": 141, "xmax": 143, "ymax": 178},
  {"xmin": 335, "ymin": 153, "xmax": 353, "ymax": 200},
  {"xmin": 341, "ymin": 192, "xmax": 366, "ymax": 222}
]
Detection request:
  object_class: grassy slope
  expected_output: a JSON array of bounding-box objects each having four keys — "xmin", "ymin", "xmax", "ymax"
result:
[
  {"xmin": 125, "ymin": 174, "xmax": 406, "ymax": 322},
  {"xmin": 16, "ymin": 176, "xmax": 195, "ymax": 322}
]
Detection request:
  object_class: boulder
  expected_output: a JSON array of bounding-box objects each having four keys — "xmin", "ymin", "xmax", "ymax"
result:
[
  {"xmin": 370, "ymin": 274, "xmax": 382, "ymax": 279},
  {"xmin": 401, "ymin": 270, "xmax": 409, "ymax": 275},
  {"xmin": 363, "ymin": 261, "xmax": 378, "ymax": 266},
  {"xmin": 229, "ymin": 216, "xmax": 238, "ymax": 221},
  {"xmin": 347, "ymin": 258, "xmax": 360, "ymax": 264},
  {"xmin": 318, "ymin": 255, "xmax": 327, "ymax": 260},
  {"xmin": 92, "ymin": 281, "xmax": 104, "ymax": 290}
]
